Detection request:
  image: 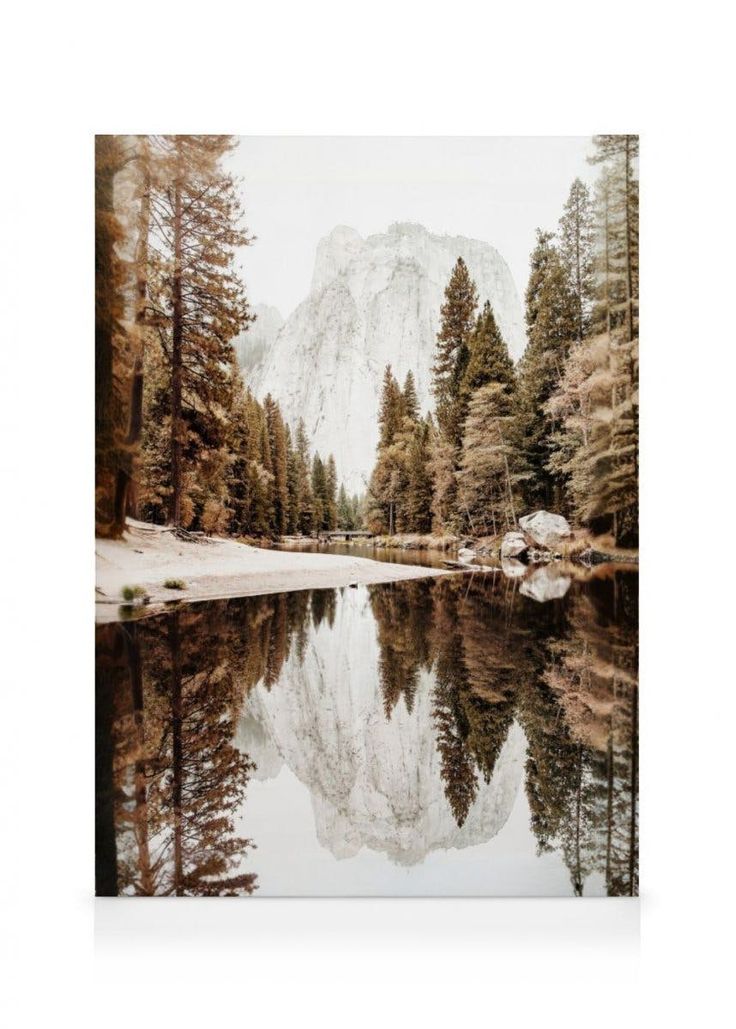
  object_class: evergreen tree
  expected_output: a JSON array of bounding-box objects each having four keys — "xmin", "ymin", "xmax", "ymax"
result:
[
  {"xmin": 378, "ymin": 364, "xmax": 404, "ymax": 447},
  {"xmin": 284, "ymin": 425, "xmax": 299, "ymax": 534},
  {"xmin": 264, "ymin": 394, "xmax": 288, "ymax": 536},
  {"xmin": 457, "ymin": 383, "xmax": 526, "ymax": 535},
  {"xmin": 518, "ymin": 230, "xmax": 577, "ymax": 510},
  {"xmin": 294, "ymin": 419, "xmax": 314, "ymax": 534},
  {"xmin": 311, "ymin": 454, "xmax": 327, "ymax": 531},
  {"xmin": 402, "ymin": 369, "xmax": 419, "ymax": 421},
  {"xmin": 461, "ymin": 299, "xmax": 515, "ymax": 398},
  {"xmin": 547, "ymin": 137, "xmax": 639, "ymax": 543},
  {"xmin": 324, "ymin": 455, "xmax": 338, "ymax": 530},
  {"xmin": 145, "ymin": 135, "xmax": 252, "ymax": 527},
  {"xmin": 95, "ymin": 135, "xmax": 140, "ymax": 538},
  {"xmin": 432, "ymin": 257, "xmax": 478, "ymax": 449},
  {"xmin": 404, "ymin": 418, "xmax": 434, "ymax": 533},
  {"xmin": 558, "ymin": 178, "xmax": 596, "ymax": 344},
  {"xmin": 336, "ymin": 484, "xmax": 351, "ymax": 529}
]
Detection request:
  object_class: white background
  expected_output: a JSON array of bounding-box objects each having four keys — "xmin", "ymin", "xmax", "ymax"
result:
[{"xmin": 1, "ymin": 1, "xmax": 733, "ymax": 1025}]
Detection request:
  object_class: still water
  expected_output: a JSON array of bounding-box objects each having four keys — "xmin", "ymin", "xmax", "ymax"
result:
[
  {"xmin": 96, "ymin": 566, "xmax": 638, "ymax": 897},
  {"xmin": 276, "ymin": 538, "xmax": 450, "ymax": 568}
]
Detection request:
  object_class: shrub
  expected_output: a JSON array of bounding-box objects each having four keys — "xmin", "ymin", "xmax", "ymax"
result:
[
  {"xmin": 121, "ymin": 584, "xmax": 148, "ymax": 603},
  {"xmin": 163, "ymin": 578, "xmax": 186, "ymax": 590}
]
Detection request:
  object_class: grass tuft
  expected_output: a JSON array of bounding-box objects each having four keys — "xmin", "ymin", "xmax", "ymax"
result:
[{"xmin": 163, "ymin": 578, "xmax": 186, "ymax": 590}]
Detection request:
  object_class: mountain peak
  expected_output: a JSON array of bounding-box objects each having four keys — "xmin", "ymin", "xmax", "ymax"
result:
[{"xmin": 254, "ymin": 223, "xmax": 526, "ymax": 492}]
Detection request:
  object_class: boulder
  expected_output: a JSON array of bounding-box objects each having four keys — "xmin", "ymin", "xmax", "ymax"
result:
[
  {"xmin": 500, "ymin": 557, "xmax": 527, "ymax": 579},
  {"xmin": 519, "ymin": 567, "xmax": 572, "ymax": 603},
  {"xmin": 500, "ymin": 531, "xmax": 529, "ymax": 560},
  {"xmin": 457, "ymin": 547, "xmax": 476, "ymax": 563},
  {"xmin": 518, "ymin": 510, "xmax": 571, "ymax": 548}
]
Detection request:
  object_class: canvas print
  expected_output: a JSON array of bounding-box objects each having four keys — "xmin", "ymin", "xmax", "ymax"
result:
[{"xmin": 95, "ymin": 135, "xmax": 638, "ymax": 897}]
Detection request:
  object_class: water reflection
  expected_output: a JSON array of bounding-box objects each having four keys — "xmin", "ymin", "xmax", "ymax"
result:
[{"xmin": 96, "ymin": 568, "xmax": 638, "ymax": 896}]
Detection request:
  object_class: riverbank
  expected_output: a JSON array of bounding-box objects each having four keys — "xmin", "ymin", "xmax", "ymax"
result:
[
  {"xmin": 95, "ymin": 519, "xmax": 451, "ymax": 622},
  {"xmin": 350, "ymin": 529, "xmax": 638, "ymax": 567}
]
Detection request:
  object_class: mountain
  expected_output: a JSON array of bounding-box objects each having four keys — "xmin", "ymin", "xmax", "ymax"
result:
[
  {"xmin": 235, "ymin": 586, "xmax": 524, "ymax": 865},
  {"xmin": 251, "ymin": 222, "xmax": 526, "ymax": 493},
  {"xmin": 234, "ymin": 303, "xmax": 283, "ymax": 380}
]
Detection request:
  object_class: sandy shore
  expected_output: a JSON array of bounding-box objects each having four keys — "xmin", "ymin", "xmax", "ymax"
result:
[{"xmin": 96, "ymin": 519, "xmax": 450, "ymax": 622}]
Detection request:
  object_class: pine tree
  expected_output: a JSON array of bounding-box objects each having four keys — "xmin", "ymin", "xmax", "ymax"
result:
[
  {"xmin": 324, "ymin": 455, "xmax": 338, "ymax": 530},
  {"xmin": 457, "ymin": 383, "xmax": 526, "ymax": 535},
  {"xmin": 432, "ymin": 257, "xmax": 478, "ymax": 449},
  {"xmin": 378, "ymin": 364, "xmax": 404, "ymax": 447},
  {"xmin": 558, "ymin": 178, "xmax": 596, "ymax": 344},
  {"xmin": 95, "ymin": 135, "xmax": 138, "ymax": 538},
  {"xmin": 518, "ymin": 230, "xmax": 577, "ymax": 510},
  {"xmin": 547, "ymin": 137, "xmax": 639, "ymax": 543},
  {"xmin": 284, "ymin": 425, "xmax": 299, "ymax": 534},
  {"xmin": 405, "ymin": 418, "xmax": 434, "ymax": 533},
  {"xmin": 311, "ymin": 454, "xmax": 327, "ymax": 531},
  {"xmin": 589, "ymin": 135, "xmax": 639, "ymax": 343},
  {"xmin": 145, "ymin": 135, "xmax": 252, "ymax": 527},
  {"xmin": 337, "ymin": 484, "xmax": 354, "ymax": 529},
  {"xmin": 402, "ymin": 369, "xmax": 419, "ymax": 421},
  {"xmin": 294, "ymin": 419, "xmax": 314, "ymax": 534},
  {"xmin": 461, "ymin": 299, "xmax": 515, "ymax": 398},
  {"xmin": 264, "ymin": 394, "xmax": 288, "ymax": 536}
]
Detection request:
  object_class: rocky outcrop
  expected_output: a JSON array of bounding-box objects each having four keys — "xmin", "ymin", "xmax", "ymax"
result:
[
  {"xmin": 500, "ymin": 531, "xmax": 529, "ymax": 560},
  {"xmin": 253, "ymin": 223, "xmax": 525, "ymax": 493},
  {"xmin": 518, "ymin": 511, "xmax": 571, "ymax": 548}
]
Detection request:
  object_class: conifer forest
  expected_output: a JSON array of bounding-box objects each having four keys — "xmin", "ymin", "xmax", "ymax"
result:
[{"xmin": 96, "ymin": 136, "xmax": 638, "ymax": 897}]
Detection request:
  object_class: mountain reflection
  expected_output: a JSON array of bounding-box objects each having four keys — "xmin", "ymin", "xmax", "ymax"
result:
[{"xmin": 96, "ymin": 568, "xmax": 638, "ymax": 897}]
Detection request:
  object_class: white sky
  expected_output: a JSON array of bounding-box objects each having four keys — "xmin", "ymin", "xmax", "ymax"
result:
[{"xmin": 228, "ymin": 136, "xmax": 596, "ymax": 318}]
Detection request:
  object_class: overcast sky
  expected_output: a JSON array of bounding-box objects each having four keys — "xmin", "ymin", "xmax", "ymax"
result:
[{"xmin": 228, "ymin": 136, "xmax": 596, "ymax": 319}]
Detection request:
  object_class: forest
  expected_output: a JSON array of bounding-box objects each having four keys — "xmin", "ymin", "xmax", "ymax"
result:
[
  {"xmin": 96, "ymin": 134, "xmax": 638, "ymax": 549},
  {"xmin": 366, "ymin": 135, "xmax": 639, "ymax": 546},
  {"xmin": 95, "ymin": 134, "xmax": 359, "ymax": 543},
  {"xmin": 97, "ymin": 572, "xmax": 637, "ymax": 897}
]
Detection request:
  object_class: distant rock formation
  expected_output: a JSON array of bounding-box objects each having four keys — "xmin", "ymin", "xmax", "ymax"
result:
[
  {"xmin": 234, "ymin": 303, "xmax": 283, "ymax": 381},
  {"xmin": 251, "ymin": 223, "xmax": 525, "ymax": 492},
  {"xmin": 237, "ymin": 587, "xmax": 524, "ymax": 864}
]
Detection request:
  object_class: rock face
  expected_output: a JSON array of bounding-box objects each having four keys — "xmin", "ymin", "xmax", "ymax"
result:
[
  {"xmin": 234, "ymin": 303, "xmax": 283, "ymax": 380},
  {"xmin": 518, "ymin": 511, "xmax": 571, "ymax": 549},
  {"xmin": 500, "ymin": 531, "xmax": 529, "ymax": 560},
  {"xmin": 252, "ymin": 223, "xmax": 526, "ymax": 493},
  {"xmin": 238, "ymin": 587, "xmax": 524, "ymax": 865}
]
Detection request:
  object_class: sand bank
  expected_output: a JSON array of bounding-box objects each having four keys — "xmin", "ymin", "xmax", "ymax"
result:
[{"xmin": 96, "ymin": 519, "xmax": 449, "ymax": 622}]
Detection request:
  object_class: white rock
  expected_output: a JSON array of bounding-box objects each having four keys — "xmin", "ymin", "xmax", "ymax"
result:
[
  {"xmin": 253, "ymin": 223, "xmax": 526, "ymax": 493},
  {"xmin": 500, "ymin": 557, "xmax": 527, "ymax": 578},
  {"xmin": 457, "ymin": 547, "xmax": 476, "ymax": 562},
  {"xmin": 233, "ymin": 303, "xmax": 283, "ymax": 379},
  {"xmin": 243, "ymin": 587, "xmax": 523, "ymax": 864},
  {"xmin": 519, "ymin": 566, "xmax": 572, "ymax": 603},
  {"xmin": 518, "ymin": 511, "xmax": 571, "ymax": 548},
  {"xmin": 500, "ymin": 531, "xmax": 528, "ymax": 560}
]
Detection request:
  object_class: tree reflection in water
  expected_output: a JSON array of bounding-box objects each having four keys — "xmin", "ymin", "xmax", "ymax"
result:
[{"xmin": 96, "ymin": 567, "xmax": 637, "ymax": 896}]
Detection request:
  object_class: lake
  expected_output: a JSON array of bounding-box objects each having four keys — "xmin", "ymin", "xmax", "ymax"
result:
[{"xmin": 95, "ymin": 564, "xmax": 638, "ymax": 897}]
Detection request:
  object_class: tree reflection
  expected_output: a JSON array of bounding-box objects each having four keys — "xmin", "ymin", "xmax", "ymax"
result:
[
  {"xmin": 368, "ymin": 569, "xmax": 638, "ymax": 895},
  {"xmin": 96, "ymin": 571, "xmax": 638, "ymax": 897}
]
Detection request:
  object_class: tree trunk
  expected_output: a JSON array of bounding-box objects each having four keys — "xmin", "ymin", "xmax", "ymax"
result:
[
  {"xmin": 624, "ymin": 137, "xmax": 635, "ymax": 344},
  {"xmin": 125, "ymin": 624, "xmax": 153, "ymax": 895},
  {"xmin": 95, "ymin": 137, "xmax": 123, "ymax": 538},
  {"xmin": 629, "ymin": 685, "xmax": 638, "ymax": 895},
  {"xmin": 169, "ymin": 146, "xmax": 184, "ymax": 527},
  {"xmin": 95, "ymin": 627, "xmax": 119, "ymax": 896},
  {"xmin": 123, "ymin": 138, "xmax": 150, "ymax": 520},
  {"xmin": 169, "ymin": 613, "xmax": 184, "ymax": 895}
]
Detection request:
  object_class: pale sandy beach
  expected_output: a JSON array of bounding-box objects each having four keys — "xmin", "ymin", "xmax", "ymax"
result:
[{"xmin": 95, "ymin": 519, "xmax": 449, "ymax": 622}]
